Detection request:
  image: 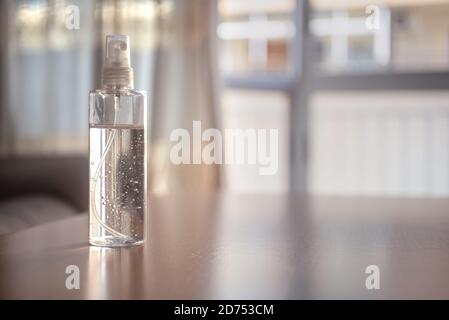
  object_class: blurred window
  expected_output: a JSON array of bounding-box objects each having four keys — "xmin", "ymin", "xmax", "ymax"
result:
[
  {"xmin": 310, "ymin": 91, "xmax": 449, "ymax": 196},
  {"xmin": 310, "ymin": 0, "xmax": 449, "ymax": 72},
  {"xmin": 217, "ymin": 0, "xmax": 297, "ymax": 192},
  {"xmin": 221, "ymin": 89, "xmax": 290, "ymax": 193},
  {"xmin": 218, "ymin": 0, "xmax": 296, "ymax": 75},
  {"xmin": 310, "ymin": 6, "xmax": 390, "ymax": 72},
  {"xmin": 308, "ymin": 0, "xmax": 449, "ymax": 196}
]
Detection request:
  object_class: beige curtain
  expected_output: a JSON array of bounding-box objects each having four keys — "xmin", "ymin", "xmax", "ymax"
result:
[
  {"xmin": 150, "ymin": 0, "xmax": 221, "ymax": 194},
  {"xmin": 0, "ymin": 0, "xmax": 96, "ymax": 156}
]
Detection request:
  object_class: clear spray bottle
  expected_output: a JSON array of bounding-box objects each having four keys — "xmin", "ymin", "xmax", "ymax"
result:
[{"xmin": 89, "ymin": 35, "xmax": 147, "ymax": 247}]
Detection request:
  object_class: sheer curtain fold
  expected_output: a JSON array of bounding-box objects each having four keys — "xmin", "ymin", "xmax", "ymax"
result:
[
  {"xmin": 1, "ymin": 0, "xmax": 95, "ymax": 156},
  {"xmin": 150, "ymin": 0, "xmax": 221, "ymax": 194}
]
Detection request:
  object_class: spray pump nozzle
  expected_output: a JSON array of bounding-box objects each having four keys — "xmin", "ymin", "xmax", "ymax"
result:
[{"xmin": 102, "ymin": 35, "xmax": 134, "ymax": 88}]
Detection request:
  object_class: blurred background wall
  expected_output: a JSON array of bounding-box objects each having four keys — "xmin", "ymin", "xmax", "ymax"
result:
[{"xmin": 1, "ymin": 0, "xmax": 449, "ymax": 197}]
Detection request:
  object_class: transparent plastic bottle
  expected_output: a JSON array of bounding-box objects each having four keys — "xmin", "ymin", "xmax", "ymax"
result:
[{"xmin": 89, "ymin": 35, "xmax": 147, "ymax": 247}]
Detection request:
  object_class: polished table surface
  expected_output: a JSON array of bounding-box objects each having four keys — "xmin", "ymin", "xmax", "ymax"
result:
[{"xmin": 1, "ymin": 193, "xmax": 449, "ymax": 299}]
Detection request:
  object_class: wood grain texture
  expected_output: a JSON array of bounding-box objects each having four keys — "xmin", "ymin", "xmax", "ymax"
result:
[{"xmin": 1, "ymin": 193, "xmax": 449, "ymax": 299}]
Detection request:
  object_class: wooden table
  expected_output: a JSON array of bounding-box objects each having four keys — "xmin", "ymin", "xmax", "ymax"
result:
[{"xmin": 1, "ymin": 193, "xmax": 449, "ymax": 299}]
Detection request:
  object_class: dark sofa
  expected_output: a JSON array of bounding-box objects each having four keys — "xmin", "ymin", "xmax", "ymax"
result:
[{"xmin": 0, "ymin": 156, "xmax": 88, "ymax": 235}]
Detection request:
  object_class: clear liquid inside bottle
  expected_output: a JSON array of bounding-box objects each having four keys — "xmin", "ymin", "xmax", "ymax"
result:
[{"xmin": 89, "ymin": 124, "xmax": 145, "ymax": 247}]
